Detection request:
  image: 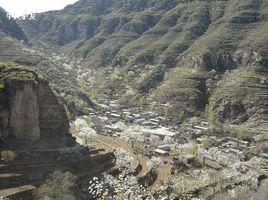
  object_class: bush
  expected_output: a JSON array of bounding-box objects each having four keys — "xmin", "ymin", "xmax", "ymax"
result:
[
  {"xmin": 90, "ymin": 116, "xmax": 104, "ymax": 133},
  {"xmin": 0, "ymin": 84, "xmax": 4, "ymax": 92},
  {"xmin": 206, "ymin": 106, "xmax": 216, "ymax": 125},
  {"xmin": 236, "ymin": 127, "xmax": 249, "ymax": 141},
  {"xmin": 75, "ymin": 99, "xmax": 89, "ymax": 114},
  {"xmin": 1, "ymin": 150, "xmax": 16, "ymax": 164},
  {"xmin": 165, "ymin": 106, "xmax": 173, "ymax": 121},
  {"xmin": 189, "ymin": 117, "xmax": 199, "ymax": 125},
  {"xmin": 178, "ymin": 109, "xmax": 185, "ymax": 123},
  {"xmin": 165, "ymin": 106, "xmax": 185, "ymax": 124},
  {"xmin": 188, "ymin": 142, "xmax": 198, "ymax": 155},
  {"xmin": 34, "ymin": 171, "xmax": 78, "ymax": 200},
  {"xmin": 202, "ymin": 137, "xmax": 212, "ymax": 150}
]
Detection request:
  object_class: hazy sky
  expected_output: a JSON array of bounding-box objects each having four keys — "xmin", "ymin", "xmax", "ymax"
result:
[{"xmin": 0, "ymin": 0, "xmax": 79, "ymax": 18}]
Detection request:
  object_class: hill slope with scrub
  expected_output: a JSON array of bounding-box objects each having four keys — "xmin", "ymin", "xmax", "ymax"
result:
[{"xmin": 17, "ymin": 0, "xmax": 268, "ymax": 128}]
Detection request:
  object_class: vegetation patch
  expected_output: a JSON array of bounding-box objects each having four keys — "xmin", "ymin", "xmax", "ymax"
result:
[{"xmin": 0, "ymin": 62, "xmax": 43, "ymax": 85}]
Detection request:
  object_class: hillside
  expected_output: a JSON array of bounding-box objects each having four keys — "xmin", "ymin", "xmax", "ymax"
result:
[
  {"xmin": 0, "ymin": 8, "xmax": 95, "ymax": 118},
  {"xmin": 0, "ymin": 62, "xmax": 115, "ymax": 200},
  {"xmin": 0, "ymin": 1, "xmax": 267, "ymax": 199},
  {"xmin": 0, "ymin": 11, "xmax": 113, "ymax": 200},
  {"xmin": 0, "ymin": 8, "xmax": 27, "ymax": 42},
  {"xmin": 19, "ymin": 0, "xmax": 221, "ymax": 68},
  {"xmin": 19, "ymin": 0, "xmax": 267, "ymax": 68},
  {"xmin": 18, "ymin": 0, "xmax": 268, "ymax": 128}
]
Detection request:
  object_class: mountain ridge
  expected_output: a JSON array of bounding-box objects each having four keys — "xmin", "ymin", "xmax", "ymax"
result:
[
  {"xmin": 0, "ymin": 7, "xmax": 28, "ymax": 42},
  {"xmin": 12, "ymin": 0, "xmax": 268, "ymax": 128}
]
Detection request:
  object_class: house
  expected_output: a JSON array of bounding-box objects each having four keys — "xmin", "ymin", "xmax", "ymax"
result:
[
  {"xmin": 135, "ymin": 118, "xmax": 146, "ymax": 125},
  {"xmin": 201, "ymin": 121, "xmax": 209, "ymax": 126},
  {"xmin": 142, "ymin": 121, "xmax": 158, "ymax": 129},
  {"xmin": 154, "ymin": 149, "xmax": 169, "ymax": 156},
  {"xmin": 133, "ymin": 114, "xmax": 141, "ymax": 118},
  {"xmin": 187, "ymin": 128, "xmax": 203, "ymax": 136},
  {"xmin": 157, "ymin": 144, "xmax": 171, "ymax": 152},
  {"xmin": 110, "ymin": 113, "xmax": 121, "ymax": 118},
  {"xmin": 144, "ymin": 111, "xmax": 155, "ymax": 117},
  {"xmin": 194, "ymin": 126, "xmax": 208, "ymax": 131},
  {"xmin": 150, "ymin": 118, "xmax": 160, "ymax": 123}
]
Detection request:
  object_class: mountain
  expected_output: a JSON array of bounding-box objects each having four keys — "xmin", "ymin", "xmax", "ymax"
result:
[
  {"xmin": 0, "ymin": 7, "xmax": 95, "ymax": 118},
  {"xmin": 19, "ymin": 0, "xmax": 267, "ymax": 67},
  {"xmin": 18, "ymin": 0, "xmax": 268, "ymax": 128},
  {"xmin": 0, "ymin": 7, "xmax": 27, "ymax": 42},
  {"xmin": 0, "ymin": 10, "xmax": 113, "ymax": 200}
]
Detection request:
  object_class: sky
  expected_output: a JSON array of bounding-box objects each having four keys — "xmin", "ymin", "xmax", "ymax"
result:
[{"xmin": 0, "ymin": 0, "xmax": 79, "ymax": 18}]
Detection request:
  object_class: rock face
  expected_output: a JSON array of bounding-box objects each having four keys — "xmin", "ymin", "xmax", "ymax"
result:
[
  {"xmin": 38, "ymin": 81, "xmax": 70, "ymax": 140},
  {"xmin": 0, "ymin": 63, "xmax": 70, "ymax": 141},
  {"xmin": 7, "ymin": 79, "xmax": 40, "ymax": 141}
]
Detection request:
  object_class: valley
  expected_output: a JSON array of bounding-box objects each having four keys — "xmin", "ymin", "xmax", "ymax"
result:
[{"xmin": 0, "ymin": 0, "xmax": 267, "ymax": 199}]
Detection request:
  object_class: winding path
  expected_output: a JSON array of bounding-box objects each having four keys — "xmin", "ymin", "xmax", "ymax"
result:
[{"xmin": 83, "ymin": 134, "xmax": 151, "ymax": 178}]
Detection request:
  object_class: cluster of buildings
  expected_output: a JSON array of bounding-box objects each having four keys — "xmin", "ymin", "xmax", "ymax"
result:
[{"xmin": 87, "ymin": 99, "xmax": 268, "ymax": 196}]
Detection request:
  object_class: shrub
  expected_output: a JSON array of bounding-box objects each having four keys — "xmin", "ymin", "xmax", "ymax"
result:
[
  {"xmin": 188, "ymin": 142, "xmax": 198, "ymax": 155},
  {"xmin": 178, "ymin": 109, "xmax": 185, "ymax": 123},
  {"xmin": 1, "ymin": 150, "xmax": 16, "ymax": 164},
  {"xmin": 164, "ymin": 106, "xmax": 185, "ymax": 124},
  {"xmin": 0, "ymin": 84, "xmax": 4, "ymax": 92},
  {"xmin": 206, "ymin": 105, "xmax": 217, "ymax": 126},
  {"xmin": 34, "ymin": 171, "xmax": 78, "ymax": 200},
  {"xmin": 202, "ymin": 137, "xmax": 212, "ymax": 150},
  {"xmin": 236, "ymin": 127, "xmax": 249, "ymax": 141},
  {"xmin": 90, "ymin": 116, "xmax": 104, "ymax": 133},
  {"xmin": 75, "ymin": 99, "xmax": 89, "ymax": 114},
  {"xmin": 165, "ymin": 106, "xmax": 173, "ymax": 121},
  {"xmin": 189, "ymin": 117, "xmax": 199, "ymax": 125}
]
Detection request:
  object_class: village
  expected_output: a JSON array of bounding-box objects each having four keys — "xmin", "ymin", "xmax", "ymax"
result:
[
  {"xmin": 17, "ymin": 42, "xmax": 268, "ymax": 199},
  {"xmin": 70, "ymin": 99, "xmax": 268, "ymax": 199}
]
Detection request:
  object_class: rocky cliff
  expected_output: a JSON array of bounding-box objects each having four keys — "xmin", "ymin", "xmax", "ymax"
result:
[{"xmin": 0, "ymin": 62, "xmax": 70, "ymax": 141}]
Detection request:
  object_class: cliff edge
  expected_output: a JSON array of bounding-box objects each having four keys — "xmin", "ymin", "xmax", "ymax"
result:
[{"xmin": 0, "ymin": 62, "xmax": 70, "ymax": 142}]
